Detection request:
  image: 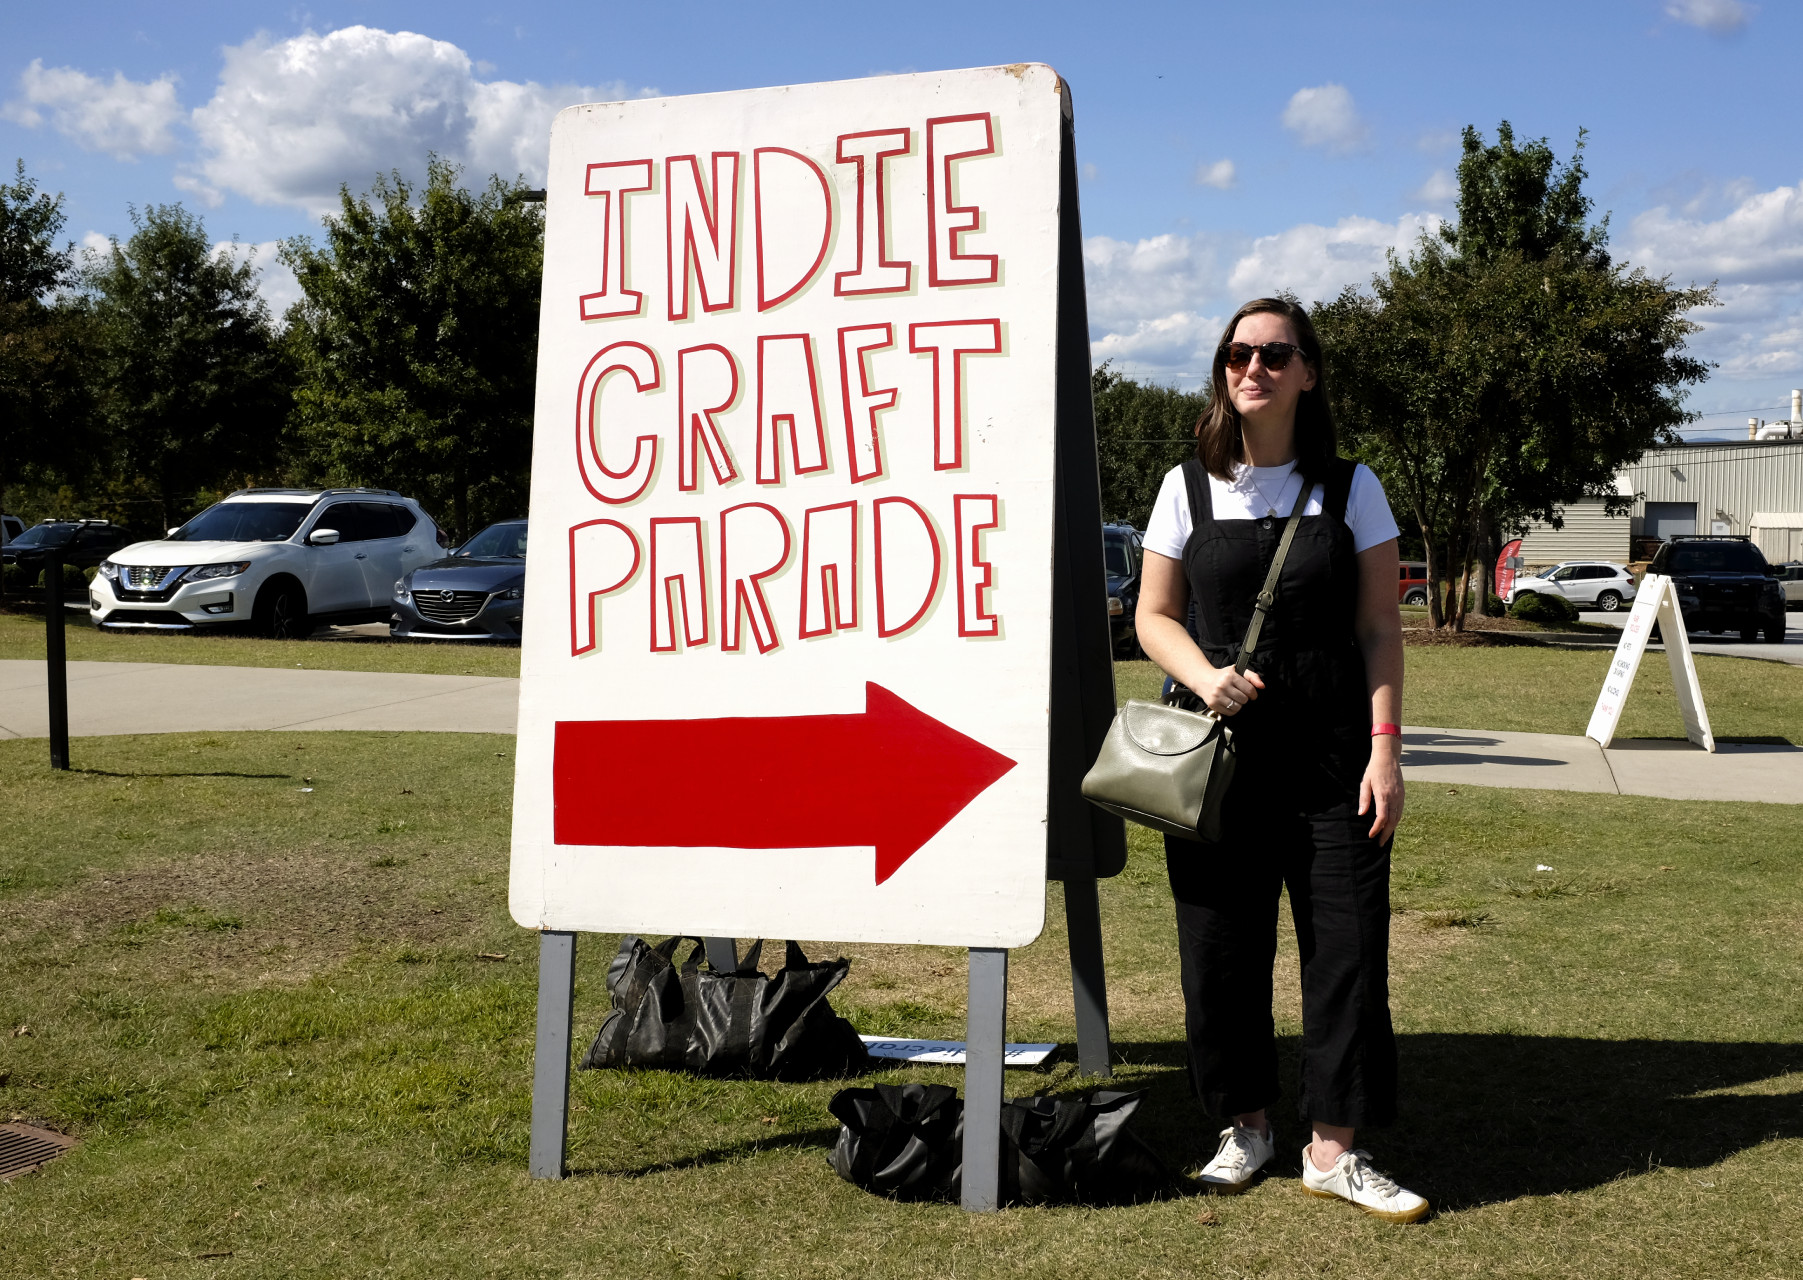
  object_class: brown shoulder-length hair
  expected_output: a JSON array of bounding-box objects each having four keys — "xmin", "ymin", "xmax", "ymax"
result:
[{"xmin": 1196, "ymin": 297, "xmax": 1339, "ymax": 484}]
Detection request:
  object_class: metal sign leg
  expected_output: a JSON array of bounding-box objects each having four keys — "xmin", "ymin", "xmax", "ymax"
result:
[
  {"xmin": 529, "ymin": 930, "xmax": 577, "ymax": 1180},
  {"xmin": 961, "ymin": 946, "xmax": 1009, "ymax": 1212},
  {"xmin": 1063, "ymin": 874, "xmax": 1112, "ymax": 1077},
  {"xmin": 45, "ymin": 557, "xmax": 68, "ymax": 771},
  {"xmin": 701, "ymin": 937, "xmax": 739, "ymax": 971}
]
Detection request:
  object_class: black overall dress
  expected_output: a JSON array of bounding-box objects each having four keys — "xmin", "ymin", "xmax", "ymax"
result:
[{"xmin": 1164, "ymin": 456, "xmax": 1398, "ymax": 1129}]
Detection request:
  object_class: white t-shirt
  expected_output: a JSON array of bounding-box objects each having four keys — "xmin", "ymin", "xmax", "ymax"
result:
[{"xmin": 1142, "ymin": 460, "xmax": 1400, "ymax": 559}]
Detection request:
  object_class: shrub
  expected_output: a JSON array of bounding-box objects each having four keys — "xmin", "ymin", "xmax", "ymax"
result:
[{"xmin": 1509, "ymin": 591, "xmax": 1579, "ymax": 623}]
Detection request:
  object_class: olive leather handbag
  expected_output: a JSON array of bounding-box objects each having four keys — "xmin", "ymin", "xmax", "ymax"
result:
[{"xmin": 1081, "ymin": 504, "xmax": 1302, "ymax": 842}]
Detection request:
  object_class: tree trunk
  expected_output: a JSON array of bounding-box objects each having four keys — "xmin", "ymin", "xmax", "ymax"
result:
[
  {"xmin": 1419, "ymin": 517, "xmax": 1443, "ymax": 630},
  {"xmin": 1478, "ymin": 510, "xmax": 1502, "ymax": 616},
  {"xmin": 1450, "ymin": 509, "xmax": 1482, "ymax": 631}
]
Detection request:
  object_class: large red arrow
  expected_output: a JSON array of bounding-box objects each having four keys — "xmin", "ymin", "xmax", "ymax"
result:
[{"xmin": 553, "ymin": 682, "xmax": 1017, "ymax": 884}]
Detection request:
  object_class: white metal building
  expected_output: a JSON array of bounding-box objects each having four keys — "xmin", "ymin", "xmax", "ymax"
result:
[{"xmin": 1516, "ymin": 392, "xmax": 1803, "ymax": 565}]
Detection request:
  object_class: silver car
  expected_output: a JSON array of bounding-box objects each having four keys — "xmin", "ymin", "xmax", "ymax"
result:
[
  {"xmin": 1506, "ymin": 561, "xmax": 1639, "ymax": 612},
  {"xmin": 1775, "ymin": 562, "xmax": 1803, "ymax": 610}
]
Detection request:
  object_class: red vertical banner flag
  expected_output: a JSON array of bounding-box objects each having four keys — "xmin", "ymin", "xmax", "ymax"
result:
[{"xmin": 1496, "ymin": 538, "xmax": 1524, "ymax": 600}]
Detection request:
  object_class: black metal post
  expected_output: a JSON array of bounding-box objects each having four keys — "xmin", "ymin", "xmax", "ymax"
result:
[{"xmin": 45, "ymin": 556, "xmax": 69, "ymax": 769}]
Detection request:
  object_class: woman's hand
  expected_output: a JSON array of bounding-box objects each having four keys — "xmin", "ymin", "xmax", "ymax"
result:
[
  {"xmin": 1190, "ymin": 665, "xmax": 1265, "ymax": 717},
  {"xmin": 1359, "ymin": 734, "xmax": 1404, "ymax": 843}
]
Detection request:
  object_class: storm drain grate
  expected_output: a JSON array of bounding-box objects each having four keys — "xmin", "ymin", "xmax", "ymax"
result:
[{"xmin": 0, "ymin": 1123, "xmax": 77, "ymax": 1181}]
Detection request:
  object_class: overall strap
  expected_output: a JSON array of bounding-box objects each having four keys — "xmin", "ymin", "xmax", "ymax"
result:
[
  {"xmin": 1180, "ymin": 458, "xmax": 1212, "ymax": 529},
  {"xmin": 1234, "ymin": 508, "xmax": 1304, "ymax": 675},
  {"xmin": 1323, "ymin": 457, "xmax": 1357, "ymax": 525}
]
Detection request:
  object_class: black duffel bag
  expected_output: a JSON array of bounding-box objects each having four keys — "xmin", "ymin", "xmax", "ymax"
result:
[
  {"xmin": 579, "ymin": 936, "xmax": 870, "ymax": 1080},
  {"xmin": 827, "ymin": 1083, "xmax": 964, "ymax": 1201},
  {"xmin": 1000, "ymin": 1090, "xmax": 1171, "ymax": 1206},
  {"xmin": 827, "ymin": 1084, "xmax": 1173, "ymax": 1206}
]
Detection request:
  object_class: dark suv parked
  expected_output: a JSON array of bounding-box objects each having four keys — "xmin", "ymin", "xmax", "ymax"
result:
[
  {"xmin": 1103, "ymin": 523, "xmax": 1144, "ymax": 657},
  {"xmin": 1649, "ymin": 535, "xmax": 1787, "ymax": 643},
  {"xmin": 2, "ymin": 520, "xmax": 136, "ymax": 573}
]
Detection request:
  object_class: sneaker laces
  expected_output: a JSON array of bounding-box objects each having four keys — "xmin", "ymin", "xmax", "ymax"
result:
[
  {"xmin": 1343, "ymin": 1150, "xmax": 1401, "ymax": 1197},
  {"xmin": 1210, "ymin": 1126, "xmax": 1267, "ymax": 1173}
]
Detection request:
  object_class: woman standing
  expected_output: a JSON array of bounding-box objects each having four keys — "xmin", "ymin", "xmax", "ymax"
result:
[{"xmin": 1134, "ymin": 297, "xmax": 1426, "ymax": 1222}]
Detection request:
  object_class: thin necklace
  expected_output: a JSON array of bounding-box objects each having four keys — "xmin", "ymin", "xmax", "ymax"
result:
[{"xmin": 1247, "ymin": 467, "xmax": 1299, "ymax": 517}]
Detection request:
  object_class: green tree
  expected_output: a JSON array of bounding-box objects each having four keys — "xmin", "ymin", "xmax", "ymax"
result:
[
  {"xmin": 81, "ymin": 203, "xmax": 289, "ymax": 531},
  {"xmin": 1092, "ymin": 362, "xmax": 1207, "ymax": 528},
  {"xmin": 0, "ymin": 161, "xmax": 94, "ymax": 535},
  {"xmin": 282, "ymin": 159, "xmax": 544, "ymax": 538},
  {"xmin": 1315, "ymin": 123, "xmax": 1711, "ymax": 630}
]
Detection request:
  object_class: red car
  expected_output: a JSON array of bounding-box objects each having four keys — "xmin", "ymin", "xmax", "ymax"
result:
[{"xmin": 1398, "ymin": 562, "xmax": 1429, "ymax": 606}]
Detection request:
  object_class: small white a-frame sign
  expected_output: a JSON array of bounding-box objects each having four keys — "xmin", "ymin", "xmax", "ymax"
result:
[{"xmin": 1585, "ymin": 573, "xmax": 1715, "ymax": 752}]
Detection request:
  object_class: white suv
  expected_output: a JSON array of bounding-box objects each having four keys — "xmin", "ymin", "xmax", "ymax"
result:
[
  {"xmin": 1506, "ymin": 560, "xmax": 1639, "ymax": 612},
  {"xmin": 91, "ymin": 488, "xmax": 446, "ymax": 637}
]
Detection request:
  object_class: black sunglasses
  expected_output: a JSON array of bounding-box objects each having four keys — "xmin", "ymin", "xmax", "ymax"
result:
[{"xmin": 1220, "ymin": 340, "xmax": 1307, "ymax": 371}]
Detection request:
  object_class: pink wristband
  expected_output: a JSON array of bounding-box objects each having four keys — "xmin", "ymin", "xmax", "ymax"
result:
[{"xmin": 1370, "ymin": 723, "xmax": 1402, "ymax": 737}]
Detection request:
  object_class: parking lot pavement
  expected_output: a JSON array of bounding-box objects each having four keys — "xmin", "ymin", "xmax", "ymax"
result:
[
  {"xmin": 0, "ymin": 660, "xmax": 518, "ymax": 738},
  {"xmin": 1579, "ymin": 609, "xmax": 1803, "ymax": 666},
  {"xmin": 1400, "ymin": 725, "xmax": 1803, "ymax": 805}
]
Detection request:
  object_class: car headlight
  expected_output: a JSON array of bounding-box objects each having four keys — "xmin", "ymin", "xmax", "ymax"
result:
[
  {"xmin": 495, "ymin": 587, "xmax": 523, "ymax": 601},
  {"xmin": 1107, "ymin": 595, "xmax": 1124, "ymax": 617},
  {"xmin": 182, "ymin": 562, "xmax": 249, "ymax": 583},
  {"xmin": 97, "ymin": 560, "xmax": 120, "ymax": 582},
  {"xmin": 394, "ymin": 579, "xmax": 411, "ymax": 602}
]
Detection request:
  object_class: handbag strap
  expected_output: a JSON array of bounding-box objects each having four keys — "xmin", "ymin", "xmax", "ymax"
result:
[{"xmin": 1233, "ymin": 504, "xmax": 1305, "ymax": 676}]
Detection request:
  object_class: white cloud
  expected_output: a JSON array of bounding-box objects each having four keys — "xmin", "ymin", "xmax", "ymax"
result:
[
  {"xmin": 1195, "ymin": 159, "xmax": 1236, "ymax": 190},
  {"xmin": 211, "ymin": 240, "xmax": 303, "ymax": 317},
  {"xmin": 1665, "ymin": 0, "xmax": 1754, "ymax": 32},
  {"xmin": 1621, "ymin": 180, "xmax": 1803, "ymax": 384},
  {"xmin": 3, "ymin": 59, "xmax": 182, "ymax": 160},
  {"xmin": 185, "ymin": 26, "xmax": 653, "ymax": 213},
  {"xmin": 80, "ymin": 230, "xmax": 113, "ymax": 259},
  {"xmin": 1623, "ymin": 181, "xmax": 1803, "ymax": 286},
  {"xmin": 1084, "ymin": 233, "xmax": 1224, "ymax": 334},
  {"xmin": 1081, "ymin": 161, "xmax": 1099, "ymax": 182},
  {"xmin": 1081, "ymin": 211, "xmax": 1440, "ymax": 382},
  {"xmin": 1412, "ymin": 169, "xmax": 1457, "ymax": 205},
  {"xmin": 1227, "ymin": 213, "xmax": 1440, "ymax": 302},
  {"xmin": 1281, "ymin": 83, "xmax": 1367, "ymax": 153}
]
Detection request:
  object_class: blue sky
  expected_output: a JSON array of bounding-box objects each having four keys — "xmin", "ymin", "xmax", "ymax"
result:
[{"xmin": 5, "ymin": 0, "xmax": 1801, "ymax": 436}]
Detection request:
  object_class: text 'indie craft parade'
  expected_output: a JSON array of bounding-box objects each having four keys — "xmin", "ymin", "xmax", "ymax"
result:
[{"xmin": 562, "ymin": 113, "xmax": 1021, "ymax": 657}]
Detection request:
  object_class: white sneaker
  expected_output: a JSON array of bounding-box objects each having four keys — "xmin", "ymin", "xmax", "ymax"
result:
[
  {"xmin": 1300, "ymin": 1144, "xmax": 1430, "ymax": 1223},
  {"xmin": 1191, "ymin": 1125, "xmax": 1276, "ymax": 1194}
]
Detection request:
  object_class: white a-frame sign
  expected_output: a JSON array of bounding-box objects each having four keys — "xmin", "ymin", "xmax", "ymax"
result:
[{"xmin": 1585, "ymin": 573, "xmax": 1715, "ymax": 752}]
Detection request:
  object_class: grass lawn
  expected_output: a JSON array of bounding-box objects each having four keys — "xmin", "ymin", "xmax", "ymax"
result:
[
  {"xmin": 1117, "ymin": 649, "xmax": 1803, "ymax": 743},
  {"xmin": 0, "ymin": 610, "xmax": 521, "ymax": 678},
  {"xmin": 2, "ymin": 731, "xmax": 1800, "ymax": 1278}
]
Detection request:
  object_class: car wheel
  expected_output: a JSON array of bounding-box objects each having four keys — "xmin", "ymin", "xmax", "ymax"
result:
[
  {"xmin": 1596, "ymin": 590, "xmax": 1622, "ymax": 612},
  {"xmin": 254, "ymin": 580, "xmax": 309, "ymax": 640},
  {"xmin": 1404, "ymin": 589, "xmax": 1427, "ymax": 606},
  {"xmin": 1740, "ymin": 623, "xmax": 1759, "ymax": 643},
  {"xmin": 1766, "ymin": 620, "xmax": 1787, "ymax": 643}
]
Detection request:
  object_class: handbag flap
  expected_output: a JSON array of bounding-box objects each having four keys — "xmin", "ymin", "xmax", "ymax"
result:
[{"xmin": 1119, "ymin": 700, "xmax": 1216, "ymax": 756}]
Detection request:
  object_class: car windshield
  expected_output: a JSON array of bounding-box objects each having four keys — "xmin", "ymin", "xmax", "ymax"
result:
[
  {"xmin": 1103, "ymin": 536, "xmax": 1132, "ymax": 577},
  {"xmin": 169, "ymin": 502, "xmax": 313, "ymax": 542},
  {"xmin": 458, "ymin": 522, "xmax": 528, "ymax": 558},
  {"xmin": 11, "ymin": 523, "xmax": 75, "ymax": 548},
  {"xmin": 1668, "ymin": 542, "xmax": 1767, "ymax": 573}
]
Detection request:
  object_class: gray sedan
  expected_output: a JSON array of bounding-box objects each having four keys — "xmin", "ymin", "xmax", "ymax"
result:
[{"xmin": 391, "ymin": 519, "xmax": 527, "ymax": 641}]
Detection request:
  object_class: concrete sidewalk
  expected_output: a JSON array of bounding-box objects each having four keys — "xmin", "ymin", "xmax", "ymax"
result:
[
  {"xmin": 1399, "ymin": 725, "xmax": 1803, "ymax": 805},
  {"xmin": 0, "ymin": 659, "xmax": 518, "ymax": 738},
  {"xmin": 4, "ymin": 659, "xmax": 1798, "ymax": 805}
]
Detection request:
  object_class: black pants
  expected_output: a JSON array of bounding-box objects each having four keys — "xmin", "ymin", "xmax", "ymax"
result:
[{"xmin": 1164, "ymin": 760, "xmax": 1397, "ymax": 1129}]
